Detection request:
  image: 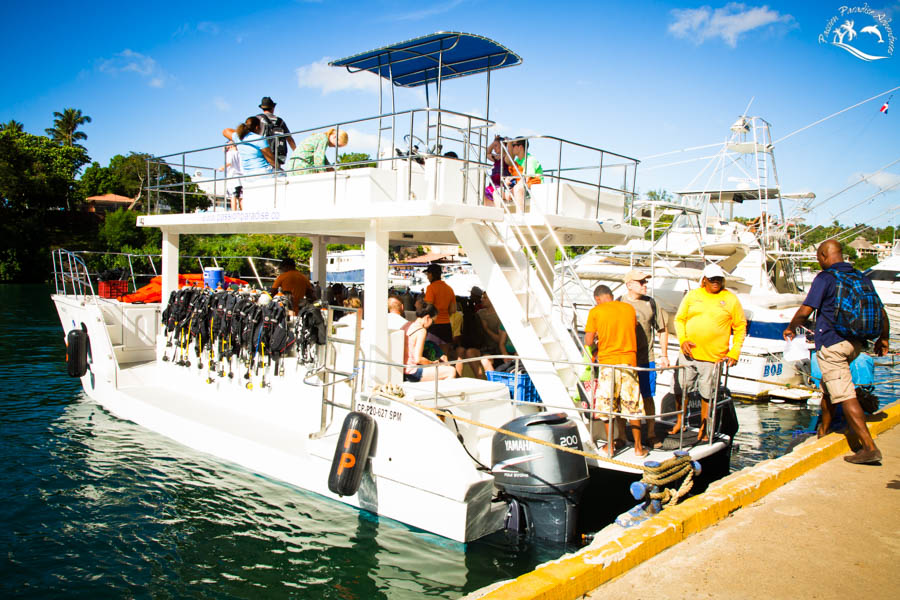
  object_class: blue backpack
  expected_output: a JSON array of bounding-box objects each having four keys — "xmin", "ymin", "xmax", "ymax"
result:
[{"xmin": 827, "ymin": 267, "xmax": 884, "ymax": 341}]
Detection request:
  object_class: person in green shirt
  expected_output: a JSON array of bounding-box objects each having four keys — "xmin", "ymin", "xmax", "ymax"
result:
[
  {"xmin": 287, "ymin": 128, "xmax": 349, "ymax": 174},
  {"xmin": 503, "ymin": 138, "xmax": 543, "ymax": 212}
]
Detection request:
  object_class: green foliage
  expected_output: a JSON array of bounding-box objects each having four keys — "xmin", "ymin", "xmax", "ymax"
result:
[
  {"xmin": 338, "ymin": 152, "xmax": 375, "ymax": 170},
  {"xmin": 79, "ymin": 152, "xmax": 210, "ymax": 212},
  {"xmin": 98, "ymin": 209, "xmax": 160, "ymax": 251},
  {"xmin": 0, "ymin": 129, "xmax": 88, "ymax": 211},
  {"xmin": 0, "ymin": 208, "xmax": 47, "ymax": 281},
  {"xmin": 1, "ymin": 120, "xmax": 24, "ymax": 133},
  {"xmin": 854, "ymin": 254, "xmax": 878, "ymax": 271},
  {"xmin": 45, "ymin": 108, "xmax": 91, "ymax": 151}
]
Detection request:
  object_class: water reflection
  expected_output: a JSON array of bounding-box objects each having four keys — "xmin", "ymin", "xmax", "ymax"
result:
[{"xmin": 3, "ymin": 284, "xmax": 898, "ymax": 599}]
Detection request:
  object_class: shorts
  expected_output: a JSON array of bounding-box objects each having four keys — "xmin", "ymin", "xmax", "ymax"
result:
[
  {"xmin": 429, "ymin": 323, "xmax": 452, "ymax": 344},
  {"xmin": 674, "ymin": 355, "xmax": 719, "ymax": 400},
  {"xmin": 582, "ymin": 365, "xmax": 643, "ymax": 419},
  {"xmin": 404, "ymin": 367, "xmax": 423, "ymax": 382},
  {"xmin": 637, "ymin": 361, "xmax": 656, "ymax": 399},
  {"xmin": 817, "ymin": 340, "xmax": 863, "ymax": 404}
]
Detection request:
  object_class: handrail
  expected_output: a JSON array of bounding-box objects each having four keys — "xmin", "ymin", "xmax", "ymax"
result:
[
  {"xmin": 356, "ymin": 354, "xmax": 730, "ymax": 456},
  {"xmin": 143, "ymin": 108, "xmax": 638, "ymax": 220},
  {"xmin": 50, "ymin": 249, "xmax": 287, "ymax": 298},
  {"xmin": 51, "ymin": 249, "xmax": 96, "ymax": 299}
]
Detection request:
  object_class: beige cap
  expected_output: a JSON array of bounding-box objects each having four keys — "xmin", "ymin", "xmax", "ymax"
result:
[{"xmin": 623, "ymin": 269, "xmax": 651, "ymax": 284}]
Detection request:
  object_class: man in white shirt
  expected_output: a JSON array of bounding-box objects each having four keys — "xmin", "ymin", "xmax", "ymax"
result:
[{"xmin": 388, "ymin": 296, "xmax": 410, "ymax": 330}]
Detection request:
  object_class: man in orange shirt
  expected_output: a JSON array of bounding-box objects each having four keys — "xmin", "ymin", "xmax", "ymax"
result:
[
  {"xmin": 270, "ymin": 258, "xmax": 313, "ymax": 315},
  {"xmin": 423, "ymin": 263, "xmax": 456, "ymax": 344},
  {"xmin": 584, "ymin": 284, "xmax": 646, "ymax": 457}
]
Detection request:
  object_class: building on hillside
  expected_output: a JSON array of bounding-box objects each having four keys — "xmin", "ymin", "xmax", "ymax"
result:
[
  {"xmin": 84, "ymin": 194, "xmax": 135, "ymax": 215},
  {"xmin": 848, "ymin": 237, "xmax": 877, "ymax": 256},
  {"xmin": 874, "ymin": 242, "xmax": 892, "ymax": 261}
]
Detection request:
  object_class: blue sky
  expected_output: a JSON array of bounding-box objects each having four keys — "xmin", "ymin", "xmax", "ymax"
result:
[{"xmin": 3, "ymin": 1, "xmax": 899, "ymax": 230}]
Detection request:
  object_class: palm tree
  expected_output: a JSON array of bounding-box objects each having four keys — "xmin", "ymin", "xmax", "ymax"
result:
[
  {"xmin": 45, "ymin": 108, "xmax": 91, "ymax": 149},
  {"xmin": 1, "ymin": 119, "xmax": 24, "ymax": 133}
]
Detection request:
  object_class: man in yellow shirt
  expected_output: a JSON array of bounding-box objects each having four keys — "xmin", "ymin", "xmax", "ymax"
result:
[{"xmin": 673, "ymin": 264, "xmax": 746, "ymax": 441}]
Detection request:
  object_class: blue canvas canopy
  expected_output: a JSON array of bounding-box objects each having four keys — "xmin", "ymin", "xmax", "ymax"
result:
[{"xmin": 330, "ymin": 32, "xmax": 521, "ymax": 88}]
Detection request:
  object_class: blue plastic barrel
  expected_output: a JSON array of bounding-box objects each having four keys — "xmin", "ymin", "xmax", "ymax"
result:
[
  {"xmin": 809, "ymin": 351, "xmax": 874, "ymax": 386},
  {"xmin": 203, "ymin": 267, "xmax": 224, "ymax": 290}
]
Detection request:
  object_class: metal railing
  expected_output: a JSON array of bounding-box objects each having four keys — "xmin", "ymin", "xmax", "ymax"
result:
[
  {"xmin": 144, "ymin": 107, "xmax": 492, "ymax": 213},
  {"xmin": 142, "ymin": 109, "xmax": 639, "ymax": 223},
  {"xmin": 354, "ymin": 353, "xmax": 731, "ymax": 458},
  {"xmin": 52, "ymin": 249, "xmax": 95, "ymax": 299},
  {"xmin": 50, "ymin": 249, "xmax": 287, "ymax": 297}
]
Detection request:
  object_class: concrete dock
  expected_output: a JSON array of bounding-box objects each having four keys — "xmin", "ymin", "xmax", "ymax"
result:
[
  {"xmin": 585, "ymin": 422, "xmax": 900, "ymax": 599},
  {"xmin": 474, "ymin": 401, "xmax": 900, "ymax": 600}
]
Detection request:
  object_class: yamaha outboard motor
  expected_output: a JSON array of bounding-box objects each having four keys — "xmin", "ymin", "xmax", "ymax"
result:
[{"xmin": 492, "ymin": 413, "xmax": 588, "ymax": 543}]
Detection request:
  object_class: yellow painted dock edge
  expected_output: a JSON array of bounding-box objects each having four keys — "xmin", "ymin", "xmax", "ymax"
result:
[{"xmin": 477, "ymin": 401, "xmax": 900, "ymax": 600}]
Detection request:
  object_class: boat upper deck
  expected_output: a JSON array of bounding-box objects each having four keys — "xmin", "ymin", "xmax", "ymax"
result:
[
  {"xmin": 139, "ymin": 34, "xmax": 641, "ymax": 246},
  {"xmin": 138, "ymin": 162, "xmax": 640, "ymax": 246}
]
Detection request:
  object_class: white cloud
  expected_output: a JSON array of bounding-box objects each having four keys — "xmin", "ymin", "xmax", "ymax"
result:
[
  {"xmin": 861, "ymin": 171, "xmax": 900, "ymax": 192},
  {"xmin": 668, "ymin": 3, "xmax": 795, "ymax": 48},
  {"xmin": 213, "ymin": 97, "xmax": 231, "ymax": 111},
  {"xmin": 345, "ymin": 128, "xmax": 380, "ymax": 153},
  {"xmin": 296, "ymin": 57, "xmax": 381, "ymax": 95},
  {"xmin": 97, "ymin": 49, "xmax": 171, "ymax": 87}
]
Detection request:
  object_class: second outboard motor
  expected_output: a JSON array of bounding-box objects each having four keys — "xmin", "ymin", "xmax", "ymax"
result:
[{"xmin": 492, "ymin": 412, "xmax": 588, "ymax": 543}]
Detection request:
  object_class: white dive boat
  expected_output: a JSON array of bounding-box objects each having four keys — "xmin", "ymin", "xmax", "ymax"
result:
[
  {"xmin": 866, "ymin": 242, "xmax": 900, "ymax": 333},
  {"xmin": 568, "ymin": 116, "xmax": 816, "ymax": 402},
  {"xmin": 52, "ymin": 33, "xmax": 736, "ymax": 544}
]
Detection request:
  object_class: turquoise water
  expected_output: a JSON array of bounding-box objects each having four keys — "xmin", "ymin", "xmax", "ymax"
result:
[{"xmin": 2, "ymin": 284, "xmax": 896, "ymax": 597}]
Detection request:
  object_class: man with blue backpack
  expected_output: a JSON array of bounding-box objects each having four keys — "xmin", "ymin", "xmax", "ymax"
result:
[{"xmin": 784, "ymin": 239, "xmax": 889, "ymax": 464}]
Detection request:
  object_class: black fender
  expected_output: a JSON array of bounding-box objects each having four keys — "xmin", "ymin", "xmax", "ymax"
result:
[
  {"xmin": 328, "ymin": 412, "xmax": 376, "ymax": 497},
  {"xmin": 66, "ymin": 327, "xmax": 89, "ymax": 378}
]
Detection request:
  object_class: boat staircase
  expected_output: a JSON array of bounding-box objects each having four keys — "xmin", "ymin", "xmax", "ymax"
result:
[{"xmin": 454, "ymin": 212, "xmax": 593, "ymax": 422}]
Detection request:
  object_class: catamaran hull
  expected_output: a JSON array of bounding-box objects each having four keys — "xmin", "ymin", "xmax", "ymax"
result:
[{"xmin": 53, "ymin": 293, "xmax": 735, "ymax": 543}]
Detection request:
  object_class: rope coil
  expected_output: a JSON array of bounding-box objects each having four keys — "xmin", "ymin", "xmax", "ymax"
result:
[{"xmin": 641, "ymin": 454, "xmax": 695, "ymax": 507}]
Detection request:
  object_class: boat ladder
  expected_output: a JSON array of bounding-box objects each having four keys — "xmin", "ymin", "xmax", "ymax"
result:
[{"xmin": 309, "ymin": 306, "xmax": 362, "ymax": 439}]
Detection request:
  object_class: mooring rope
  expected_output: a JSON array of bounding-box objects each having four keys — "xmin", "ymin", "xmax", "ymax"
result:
[
  {"xmin": 369, "ymin": 384, "xmax": 661, "ymax": 472},
  {"xmin": 640, "ymin": 454, "xmax": 695, "ymax": 506},
  {"xmin": 724, "ymin": 373, "xmax": 819, "ymax": 393}
]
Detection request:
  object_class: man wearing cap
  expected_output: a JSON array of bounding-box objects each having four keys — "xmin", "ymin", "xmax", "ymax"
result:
[
  {"xmin": 256, "ymin": 97, "xmax": 296, "ymax": 167},
  {"xmin": 423, "ymin": 263, "xmax": 456, "ymax": 344},
  {"xmin": 469, "ymin": 286, "xmax": 484, "ymax": 312},
  {"xmin": 619, "ymin": 269, "xmax": 670, "ymax": 448},
  {"xmin": 672, "ymin": 263, "xmax": 746, "ymax": 441}
]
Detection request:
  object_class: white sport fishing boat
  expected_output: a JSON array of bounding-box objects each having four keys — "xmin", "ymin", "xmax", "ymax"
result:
[
  {"xmin": 866, "ymin": 241, "xmax": 900, "ymax": 333},
  {"xmin": 52, "ymin": 33, "xmax": 736, "ymax": 544},
  {"xmin": 568, "ymin": 116, "xmax": 817, "ymax": 402}
]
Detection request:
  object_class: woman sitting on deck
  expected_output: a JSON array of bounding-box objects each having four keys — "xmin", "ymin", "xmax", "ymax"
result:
[
  {"xmin": 402, "ymin": 303, "xmax": 457, "ymax": 382},
  {"xmin": 222, "ymin": 117, "xmax": 276, "ymax": 175},
  {"xmin": 286, "ymin": 128, "xmax": 349, "ymax": 174}
]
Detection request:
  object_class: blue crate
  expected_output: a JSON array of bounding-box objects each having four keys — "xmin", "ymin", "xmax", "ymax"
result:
[{"xmin": 486, "ymin": 370, "xmax": 541, "ymax": 403}]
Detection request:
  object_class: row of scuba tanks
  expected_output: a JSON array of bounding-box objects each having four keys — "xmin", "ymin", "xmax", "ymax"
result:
[{"xmin": 160, "ymin": 284, "xmax": 327, "ymax": 388}]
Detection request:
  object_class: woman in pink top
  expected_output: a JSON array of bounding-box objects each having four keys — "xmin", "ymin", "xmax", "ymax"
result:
[{"xmin": 402, "ymin": 304, "xmax": 456, "ymax": 382}]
